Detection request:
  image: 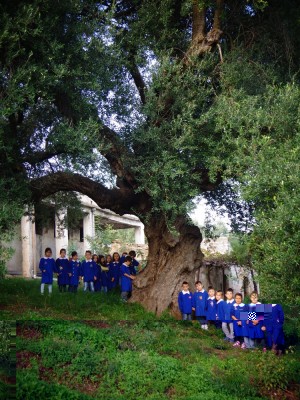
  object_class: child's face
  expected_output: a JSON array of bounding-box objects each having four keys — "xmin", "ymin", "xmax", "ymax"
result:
[
  {"xmin": 226, "ymin": 291, "xmax": 233, "ymax": 300},
  {"xmin": 45, "ymin": 250, "xmax": 52, "ymax": 258},
  {"xmin": 107, "ymin": 256, "xmax": 112, "ymax": 262},
  {"xmin": 250, "ymin": 294, "xmax": 258, "ymax": 304},
  {"xmin": 60, "ymin": 250, "xmax": 66, "ymax": 258},
  {"xmin": 215, "ymin": 292, "xmax": 222, "ymax": 301},
  {"xmin": 182, "ymin": 284, "xmax": 189, "ymax": 292},
  {"xmin": 235, "ymin": 295, "xmax": 242, "ymax": 304},
  {"xmin": 93, "ymin": 255, "xmax": 98, "ymax": 262},
  {"xmin": 208, "ymin": 289, "xmax": 215, "ymax": 297},
  {"xmin": 195, "ymin": 283, "xmax": 203, "ymax": 291},
  {"xmin": 85, "ymin": 252, "xmax": 92, "ymax": 260},
  {"xmin": 113, "ymin": 253, "xmax": 120, "ymax": 261},
  {"xmin": 72, "ymin": 254, "xmax": 78, "ymax": 261}
]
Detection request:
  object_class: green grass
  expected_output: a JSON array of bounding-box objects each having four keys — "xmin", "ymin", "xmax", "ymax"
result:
[
  {"xmin": 0, "ymin": 321, "xmax": 16, "ymax": 400},
  {"xmin": 16, "ymin": 320, "xmax": 300, "ymax": 400},
  {"xmin": 0, "ymin": 278, "xmax": 156, "ymax": 320}
]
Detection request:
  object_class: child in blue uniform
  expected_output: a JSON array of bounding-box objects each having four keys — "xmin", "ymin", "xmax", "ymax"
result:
[
  {"xmin": 244, "ymin": 291, "xmax": 264, "ymax": 349},
  {"xmin": 129, "ymin": 250, "xmax": 140, "ymax": 274},
  {"xmin": 192, "ymin": 281, "xmax": 208, "ymax": 329},
  {"xmin": 222, "ymin": 288, "xmax": 235, "ymax": 342},
  {"xmin": 215, "ymin": 290, "xmax": 226, "ymax": 329},
  {"xmin": 98, "ymin": 255, "xmax": 109, "ymax": 293},
  {"xmin": 56, "ymin": 248, "xmax": 70, "ymax": 292},
  {"xmin": 68, "ymin": 251, "xmax": 81, "ymax": 293},
  {"xmin": 39, "ymin": 247, "xmax": 57, "ymax": 295},
  {"xmin": 178, "ymin": 282, "xmax": 193, "ymax": 320},
  {"xmin": 109, "ymin": 252, "xmax": 121, "ymax": 290},
  {"xmin": 120, "ymin": 255, "xmax": 136, "ymax": 302},
  {"xmin": 92, "ymin": 254, "xmax": 101, "ymax": 292},
  {"xmin": 206, "ymin": 286, "xmax": 217, "ymax": 326},
  {"xmin": 262, "ymin": 304, "xmax": 285, "ymax": 355},
  {"xmin": 80, "ymin": 250, "xmax": 97, "ymax": 292},
  {"xmin": 231, "ymin": 293, "xmax": 248, "ymax": 348}
]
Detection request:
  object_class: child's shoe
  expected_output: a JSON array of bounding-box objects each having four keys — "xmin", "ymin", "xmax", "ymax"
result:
[
  {"xmin": 241, "ymin": 342, "xmax": 246, "ymax": 349},
  {"xmin": 263, "ymin": 347, "xmax": 267, "ymax": 352},
  {"xmin": 233, "ymin": 341, "xmax": 241, "ymax": 347}
]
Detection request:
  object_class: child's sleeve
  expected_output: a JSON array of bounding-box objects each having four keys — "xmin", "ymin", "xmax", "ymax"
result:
[
  {"xmin": 39, "ymin": 258, "xmax": 43, "ymax": 272},
  {"xmin": 191, "ymin": 293, "xmax": 195, "ymax": 308}
]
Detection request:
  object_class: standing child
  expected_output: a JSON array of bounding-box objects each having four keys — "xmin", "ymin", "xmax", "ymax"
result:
[
  {"xmin": 98, "ymin": 255, "xmax": 109, "ymax": 293},
  {"xmin": 39, "ymin": 247, "xmax": 57, "ymax": 295},
  {"xmin": 206, "ymin": 286, "xmax": 217, "ymax": 327},
  {"xmin": 120, "ymin": 255, "xmax": 136, "ymax": 302},
  {"xmin": 56, "ymin": 248, "xmax": 70, "ymax": 292},
  {"xmin": 262, "ymin": 303, "xmax": 285, "ymax": 355},
  {"xmin": 68, "ymin": 251, "xmax": 81, "ymax": 293},
  {"xmin": 109, "ymin": 252, "xmax": 121, "ymax": 290},
  {"xmin": 222, "ymin": 288, "xmax": 235, "ymax": 343},
  {"xmin": 192, "ymin": 281, "xmax": 208, "ymax": 330},
  {"xmin": 231, "ymin": 293, "xmax": 248, "ymax": 348},
  {"xmin": 92, "ymin": 254, "xmax": 101, "ymax": 292},
  {"xmin": 129, "ymin": 250, "xmax": 140, "ymax": 275},
  {"xmin": 244, "ymin": 291, "xmax": 264, "ymax": 349},
  {"xmin": 80, "ymin": 250, "xmax": 97, "ymax": 292},
  {"xmin": 178, "ymin": 282, "xmax": 193, "ymax": 321},
  {"xmin": 215, "ymin": 290, "xmax": 226, "ymax": 329}
]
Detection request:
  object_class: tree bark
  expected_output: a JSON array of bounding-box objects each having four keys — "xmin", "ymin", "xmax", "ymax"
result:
[{"xmin": 130, "ymin": 215, "xmax": 203, "ymax": 316}]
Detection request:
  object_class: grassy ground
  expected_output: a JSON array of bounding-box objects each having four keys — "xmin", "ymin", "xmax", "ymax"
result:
[
  {"xmin": 0, "ymin": 278, "xmax": 156, "ymax": 320},
  {"xmin": 1, "ymin": 278, "xmax": 300, "ymax": 399},
  {"xmin": 15, "ymin": 320, "xmax": 300, "ymax": 400},
  {"xmin": 0, "ymin": 321, "xmax": 16, "ymax": 400}
]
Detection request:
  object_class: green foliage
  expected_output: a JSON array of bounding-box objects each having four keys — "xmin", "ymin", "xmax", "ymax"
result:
[
  {"xmin": 16, "ymin": 319, "xmax": 300, "ymax": 399},
  {"xmin": 87, "ymin": 222, "xmax": 136, "ymax": 254}
]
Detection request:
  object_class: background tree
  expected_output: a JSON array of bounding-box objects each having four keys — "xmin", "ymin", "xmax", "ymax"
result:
[{"xmin": 1, "ymin": 0, "xmax": 299, "ymax": 314}]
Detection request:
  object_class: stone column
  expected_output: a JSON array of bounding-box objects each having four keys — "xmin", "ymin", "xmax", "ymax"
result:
[
  {"xmin": 55, "ymin": 210, "xmax": 68, "ymax": 257},
  {"xmin": 21, "ymin": 208, "xmax": 33, "ymax": 277},
  {"xmin": 83, "ymin": 209, "xmax": 94, "ymax": 251},
  {"xmin": 134, "ymin": 225, "xmax": 145, "ymax": 244}
]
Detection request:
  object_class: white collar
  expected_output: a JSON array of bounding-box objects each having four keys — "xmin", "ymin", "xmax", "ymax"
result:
[
  {"xmin": 59, "ymin": 257, "xmax": 68, "ymax": 260},
  {"xmin": 272, "ymin": 304, "xmax": 276, "ymax": 306},
  {"xmin": 250, "ymin": 302, "xmax": 261, "ymax": 306},
  {"xmin": 44, "ymin": 257, "xmax": 52, "ymax": 259},
  {"xmin": 226, "ymin": 299, "xmax": 234, "ymax": 303},
  {"xmin": 235, "ymin": 303, "xmax": 245, "ymax": 307},
  {"xmin": 217, "ymin": 299, "xmax": 224, "ymax": 304},
  {"xmin": 182, "ymin": 290, "xmax": 190, "ymax": 295},
  {"xmin": 208, "ymin": 296, "xmax": 215, "ymax": 300},
  {"xmin": 86, "ymin": 259, "xmax": 92, "ymax": 262}
]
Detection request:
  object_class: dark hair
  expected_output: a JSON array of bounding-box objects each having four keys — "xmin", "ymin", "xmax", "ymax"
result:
[
  {"xmin": 71, "ymin": 251, "xmax": 78, "ymax": 257},
  {"xmin": 235, "ymin": 293, "xmax": 243, "ymax": 298},
  {"xmin": 216, "ymin": 290, "xmax": 223, "ymax": 295},
  {"xmin": 124, "ymin": 255, "xmax": 132, "ymax": 263},
  {"xmin": 85, "ymin": 250, "xmax": 92, "ymax": 255},
  {"xmin": 182, "ymin": 281, "xmax": 189, "ymax": 285},
  {"xmin": 226, "ymin": 288, "xmax": 233, "ymax": 293},
  {"xmin": 98, "ymin": 255, "xmax": 106, "ymax": 266},
  {"xmin": 195, "ymin": 281, "xmax": 203, "ymax": 285},
  {"xmin": 45, "ymin": 247, "xmax": 52, "ymax": 254},
  {"xmin": 112, "ymin": 252, "xmax": 120, "ymax": 261},
  {"xmin": 207, "ymin": 286, "xmax": 214, "ymax": 291},
  {"xmin": 92, "ymin": 254, "xmax": 98, "ymax": 262},
  {"xmin": 60, "ymin": 248, "xmax": 66, "ymax": 254},
  {"xmin": 250, "ymin": 291, "xmax": 258, "ymax": 297},
  {"xmin": 129, "ymin": 250, "xmax": 136, "ymax": 257}
]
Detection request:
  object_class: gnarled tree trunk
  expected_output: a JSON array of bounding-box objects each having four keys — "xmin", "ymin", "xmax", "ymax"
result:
[{"xmin": 130, "ymin": 215, "xmax": 203, "ymax": 316}]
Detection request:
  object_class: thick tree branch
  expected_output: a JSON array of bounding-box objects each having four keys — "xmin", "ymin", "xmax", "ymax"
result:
[
  {"xmin": 29, "ymin": 171, "xmax": 150, "ymax": 215},
  {"xmin": 127, "ymin": 59, "xmax": 147, "ymax": 105}
]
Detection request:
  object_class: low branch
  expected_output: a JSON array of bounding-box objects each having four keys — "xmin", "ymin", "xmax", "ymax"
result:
[{"xmin": 30, "ymin": 171, "xmax": 147, "ymax": 215}]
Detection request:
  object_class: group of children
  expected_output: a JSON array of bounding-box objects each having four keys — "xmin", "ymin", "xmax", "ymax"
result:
[
  {"xmin": 39, "ymin": 247, "xmax": 139, "ymax": 302},
  {"xmin": 178, "ymin": 281, "xmax": 285, "ymax": 354}
]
